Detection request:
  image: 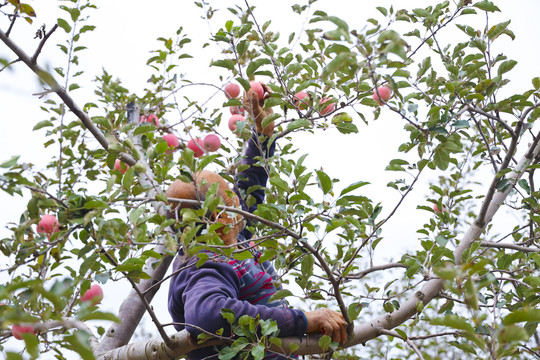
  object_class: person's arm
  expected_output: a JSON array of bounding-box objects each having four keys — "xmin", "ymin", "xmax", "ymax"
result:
[{"xmin": 178, "ymin": 258, "xmax": 306, "ymax": 338}]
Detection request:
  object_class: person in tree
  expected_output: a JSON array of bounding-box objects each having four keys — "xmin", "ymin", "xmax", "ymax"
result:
[{"xmin": 167, "ymin": 87, "xmax": 348, "ymax": 359}]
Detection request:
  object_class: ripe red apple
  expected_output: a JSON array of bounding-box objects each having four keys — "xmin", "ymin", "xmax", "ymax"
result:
[
  {"xmin": 372, "ymin": 86, "xmax": 392, "ymax": 105},
  {"xmin": 229, "ymin": 106, "xmax": 245, "ymax": 115},
  {"xmin": 202, "ymin": 134, "xmax": 221, "ymax": 152},
  {"xmin": 224, "ymin": 83, "xmax": 241, "ymax": 99},
  {"xmin": 12, "ymin": 324, "xmax": 36, "ymax": 340},
  {"xmin": 141, "ymin": 114, "xmax": 159, "ymax": 126},
  {"xmin": 114, "ymin": 159, "xmax": 129, "ymax": 174},
  {"xmin": 37, "ymin": 214, "xmax": 60, "ymax": 235},
  {"xmin": 163, "ymin": 133, "xmax": 179, "ymax": 151},
  {"xmin": 228, "ymin": 114, "xmax": 245, "ymax": 131},
  {"xmin": 81, "ymin": 284, "xmax": 104, "ymax": 305},
  {"xmin": 293, "ymin": 91, "xmax": 309, "ymax": 110},
  {"xmin": 187, "ymin": 138, "xmax": 204, "ymax": 158},
  {"xmin": 320, "ymin": 98, "xmax": 336, "ymax": 115},
  {"xmin": 249, "ymin": 81, "xmax": 264, "ymax": 99}
]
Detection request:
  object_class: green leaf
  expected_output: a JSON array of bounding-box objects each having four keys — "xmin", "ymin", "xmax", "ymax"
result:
[
  {"xmin": 498, "ymin": 325, "xmax": 529, "ymax": 343},
  {"xmin": 133, "ymin": 124, "xmax": 156, "ymax": 135},
  {"xmin": 287, "ymin": 118, "xmax": 311, "ymax": 131},
  {"xmin": 33, "ymin": 120, "xmax": 54, "ymax": 130},
  {"xmin": 0, "ymin": 155, "xmax": 19, "ymax": 168},
  {"xmin": 497, "ymin": 60, "xmax": 517, "ymax": 76},
  {"xmin": 316, "ymin": 170, "xmax": 332, "ymax": 194},
  {"xmin": 452, "ymin": 120, "xmax": 470, "ymax": 128},
  {"xmin": 268, "ymin": 289, "xmax": 293, "ymax": 302},
  {"xmin": 473, "ymin": 0, "xmax": 501, "ymax": 12},
  {"xmin": 322, "ymin": 53, "xmax": 353, "ymax": 78},
  {"xmin": 340, "ymin": 181, "xmax": 369, "ymax": 196},
  {"xmin": 336, "ymin": 122, "xmax": 358, "ymax": 134},
  {"xmin": 503, "ymin": 309, "xmax": 540, "ymax": 325},
  {"xmin": 246, "ymin": 58, "xmax": 272, "ymax": 78},
  {"xmin": 251, "ymin": 344, "xmax": 265, "ymax": 360},
  {"xmin": 211, "ymin": 59, "xmax": 235, "ymax": 70},
  {"xmin": 318, "ymin": 334, "xmax": 332, "ymax": 351},
  {"xmin": 301, "ymin": 254, "xmax": 314, "ymax": 278},
  {"xmin": 532, "ymin": 77, "xmax": 540, "ymax": 91},
  {"xmin": 57, "ymin": 18, "xmax": 72, "ymax": 33}
]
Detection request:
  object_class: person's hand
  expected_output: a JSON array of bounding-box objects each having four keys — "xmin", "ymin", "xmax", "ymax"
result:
[
  {"xmin": 242, "ymin": 84, "xmax": 274, "ymax": 136},
  {"xmin": 304, "ymin": 308, "xmax": 348, "ymax": 345}
]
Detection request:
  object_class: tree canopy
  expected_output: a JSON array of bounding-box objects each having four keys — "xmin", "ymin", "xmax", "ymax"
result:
[{"xmin": 1, "ymin": 0, "xmax": 540, "ymax": 359}]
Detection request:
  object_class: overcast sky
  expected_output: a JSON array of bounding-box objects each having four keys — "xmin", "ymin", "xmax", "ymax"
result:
[{"xmin": 1, "ymin": 0, "xmax": 540, "ymax": 356}]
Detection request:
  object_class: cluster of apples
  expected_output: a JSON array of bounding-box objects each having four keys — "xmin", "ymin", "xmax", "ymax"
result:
[
  {"xmin": 186, "ymin": 134, "xmax": 221, "ymax": 158},
  {"xmin": 224, "ymin": 82, "xmax": 247, "ymax": 132},
  {"xmin": 292, "ymin": 91, "xmax": 336, "ymax": 115}
]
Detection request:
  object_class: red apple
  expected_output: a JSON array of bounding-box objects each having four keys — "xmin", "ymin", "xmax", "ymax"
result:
[
  {"xmin": 114, "ymin": 159, "xmax": 129, "ymax": 174},
  {"xmin": 37, "ymin": 214, "xmax": 60, "ymax": 235},
  {"xmin": 187, "ymin": 138, "xmax": 204, "ymax": 158},
  {"xmin": 141, "ymin": 114, "xmax": 159, "ymax": 126},
  {"xmin": 372, "ymin": 86, "xmax": 392, "ymax": 105},
  {"xmin": 249, "ymin": 81, "xmax": 264, "ymax": 99},
  {"xmin": 229, "ymin": 106, "xmax": 245, "ymax": 115},
  {"xmin": 224, "ymin": 83, "xmax": 241, "ymax": 99},
  {"xmin": 203, "ymin": 134, "xmax": 221, "ymax": 152},
  {"xmin": 12, "ymin": 324, "xmax": 36, "ymax": 340},
  {"xmin": 293, "ymin": 91, "xmax": 309, "ymax": 110},
  {"xmin": 228, "ymin": 114, "xmax": 245, "ymax": 131},
  {"xmin": 81, "ymin": 284, "xmax": 103, "ymax": 305},
  {"xmin": 163, "ymin": 133, "xmax": 179, "ymax": 151},
  {"xmin": 320, "ymin": 98, "xmax": 335, "ymax": 115},
  {"xmin": 433, "ymin": 204, "xmax": 446, "ymax": 213}
]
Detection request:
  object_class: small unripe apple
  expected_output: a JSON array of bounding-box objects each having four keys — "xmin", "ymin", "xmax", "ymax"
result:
[
  {"xmin": 230, "ymin": 106, "xmax": 245, "ymax": 115},
  {"xmin": 228, "ymin": 114, "xmax": 245, "ymax": 131},
  {"xmin": 187, "ymin": 138, "xmax": 204, "ymax": 158},
  {"xmin": 37, "ymin": 214, "xmax": 60, "ymax": 235},
  {"xmin": 141, "ymin": 114, "xmax": 159, "ymax": 126},
  {"xmin": 12, "ymin": 324, "xmax": 36, "ymax": 340},
  {"xmin": 114, "ymin": 159, "xmax": 129, "ymax": 174},
  {"xmin": 293, "ymin": 91, "xmax": 309, "ymax": 110},
  {"xmin": 224, "ymin": 83, "xmax": 241, "ymax": 98},
  {"xmin": 81, "ymin": 284, "xmax": 104, "ymax": 305},
  {"xmin": 372, "ymin": 86, "xmax": 392, "ymax": 105},
  {"xmin": 163, "ymin": 133, "xmax": 179, "ymax": 152},
  {"xmin": 320, "ymin": 98, "xmax": 335, "ymax": 115},
  {"xmin": 203, "ymin": 134, "xmax": 221, "ymax": 152},
  {"xmin": 249, "ymin": 81, "xmax": 264, "ymax": 99}
]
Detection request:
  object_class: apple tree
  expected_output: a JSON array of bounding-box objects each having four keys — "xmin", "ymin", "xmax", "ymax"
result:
[{"xmin": 0, "ymin": 0, "xmax": 539, "ymax": 359}]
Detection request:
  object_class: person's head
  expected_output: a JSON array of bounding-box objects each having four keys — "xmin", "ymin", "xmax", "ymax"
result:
[{"xmin": 166, "ymin": 170, "xmax": 245, "ymax": 245}]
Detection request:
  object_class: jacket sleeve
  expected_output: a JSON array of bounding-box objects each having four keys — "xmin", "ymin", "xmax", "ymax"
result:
[
  {"xmin": 234, "ymin": 132, "xmax": 276, "ymax": 239},
  {"xmin": 179, "ymin": 258, "xmax": 306, "ymax": 338}
]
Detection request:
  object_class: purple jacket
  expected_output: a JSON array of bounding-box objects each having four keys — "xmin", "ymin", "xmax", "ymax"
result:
[{"xmin": 168, "ymin": 133, "xmax": 307, "ymax": 359}]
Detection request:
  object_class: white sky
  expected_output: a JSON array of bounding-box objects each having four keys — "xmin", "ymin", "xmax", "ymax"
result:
[{"xmin": 1, "ymin": 0, "xmax": 540, "ymax": 356}]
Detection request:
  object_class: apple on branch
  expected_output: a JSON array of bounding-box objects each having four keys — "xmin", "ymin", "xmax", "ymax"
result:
[
  {"xmin": 81, "ymin": 284, "xmax": 104, "ymax": 305},
  {"xmin": 320, "ymin": 97, "xmax": 336, "ymax": 115},
  {"xmin": 163, "ymin": 133, "xmax": 179, "ymax": 153},
  {"xmin": 372, "ymin": 86, "xmax": 392, "ymax": 105},
  {"xmin": 187, "ymin": 138, "xmax": 204, "ymax": 158},
  {"xmin": 224, "ymin": 83, "xmax": 241, "ymax": 99},
  {"xmin": 12, "ymin": 324, "xmax": 37, "ymax": 340},
  {"xmin": 293, "ymin": 91, "xmax": 309, "ymax": 110},
  {"xmin": 114, "ymin": 159, "xmax": 129, "ymax": 174},
  {"xmin": 249, "ymin": 81, "xmax": 264, "ymax": 99},
  {"xmin": 37, "ymin": 214, "xmax": 60, "ymax": 236},
  {"xmin": 228, "ymin": 114, "xmax": 245, "ymax": 132},
  {"xmin": 202, "ymin": 134, "xmax": 221, "ymax": 152},
  {"xmin": 140, "ymin": 114, "xmax": 160, "ymax": 126}
]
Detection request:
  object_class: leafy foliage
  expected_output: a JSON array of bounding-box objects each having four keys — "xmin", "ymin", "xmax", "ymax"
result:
[{"xmin": 1, "ymin": 0, "xmax": 540, "ymax": 359}]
